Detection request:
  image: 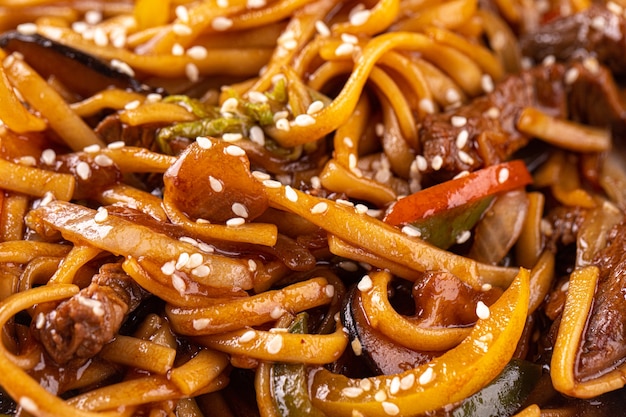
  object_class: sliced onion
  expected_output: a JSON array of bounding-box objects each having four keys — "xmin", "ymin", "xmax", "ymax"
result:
[{"xmin": 468, "ymin": 189, "xmax": 529, "ymax": 265}]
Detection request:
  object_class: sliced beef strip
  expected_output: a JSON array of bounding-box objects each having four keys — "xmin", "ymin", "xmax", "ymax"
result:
[
  {"xmin": 417, "ymin": 60, "xmax": 626, "ymax": 182},
  {"xmin": 33, "ymin": 263, "xmax": 148, "ymax": 365},
  {"xmin": 520, "ymin": 4, "xmax": 626, "ymax": 77},
  {"xmin": 576, "ymin": 220, "xmax": 626, "ymax": 380}
]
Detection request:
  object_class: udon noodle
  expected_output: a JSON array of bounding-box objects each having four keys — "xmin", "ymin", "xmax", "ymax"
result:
[{"xmin": 0, "ymin": 0, "xmax": 625, "ymax": 415}]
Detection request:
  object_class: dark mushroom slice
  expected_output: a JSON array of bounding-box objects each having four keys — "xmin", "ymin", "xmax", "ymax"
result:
[
  {"xmin": 0, "ymin": 31, "xmax": 161, "ymax": 98},
  {"xmin": 341, "ymin": 285, "xmax": 437, "ymax": 376}
]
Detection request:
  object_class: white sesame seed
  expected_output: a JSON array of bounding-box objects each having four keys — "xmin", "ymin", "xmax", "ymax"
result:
[
  {"xmin": 401, "ymin": 225, "xmax": 422, "ymax": 237},
  {"xmin": 161, "ymin": 261, "xmax": 176, "ymax": 275},
  {"xmin": 186, "ymin": 45, "xmax": 208, "ymax": 61},
  {"xmin": 445, "ymin": 88, "xmax": 461, "ymax": 104},
  {"xmin": 171, "ymin": 43, "xmax": 185, "ymax": 56},
  {"xmin": 196, "ymin": 136, "xmax": 213, "ymax": 149},
  {"xmin": 348, "ymin": 153, "xmax": 358, "ymax": 170},
  {"xmin": 273, "ymin": 110, "xmax": 289, "ymax": 122},
  {"xmin": 72, "ymin": 21, "xmax": 88, "ymax": 34},
  {"xmin": 456, "ymin": 230, "xmax": 471, "ymax": 244},
  {"xmin": 226, "ymin": 217, "xmax": 246, "ymax": 227},
  {"xmin": 212, "ymin": 16, "xmax": 233, "ymax": 31},
  {"xmin": 263, "ymin": 179, "xmax": 283, "ymax": 188},
  {"xmin": 415, "ymin": 155, "xmax": 428, "ymax": 171},
  {"xmin": 374, "ymin": 390, "xmax": 387, "ymax": 402},
  {"xmin": 476, "ymin": 301, "xmax": 490, "ymax": 319},
  {"xmin": 481, "ymin": 74, "xmax": 495, "ymax": 93},
  {"xmin": 341, "ymin": 33, "xmax": 359, "ymax": 44},
  {"xmin": 247, "ymin": 0, "xmax": 267, "ymax": 8},
  {"xmin": 76, "ymin": 161, "xmax": 91, "ymax": 180},
  {"xmin": 172, "ymin": 273, "xmax": 187, "ymax": 295},
  {"xmin": 124, "ymin": 100, "xmax": 141, "ymax": 110},
  {"xmin": 542, "ymin": 55, "xmax": 556, "ymax": 66},
  {"xmin": 191, "ymin": 264, "xmax": 211, "ymax": 277},
  {"xmin": 561, "ymin": 281, "xmax": 570, "ymax": 292},
  {"xmin": 248, "ymin": 91, "xmax": 268, "ymax": 103},
  {"xmin": 220, "ymin": 97, "xmax": 239, "ymax": 114},
  {"xmin": 173, "ymin": 23, "xmax": 193, "ymax": 36},
  {"xmin": 17, "ymin": 23, "xmax": 38, "ymax": 35},
  {"xmin": 94, "ymin": 207, "xmax": 108, "ymax": 223},
  {"xmin": 284, "ymin": 185, "xmax": 298, "ymax": 202},
  {"xmin": 185, "ymin": 63, "xmax": 200, "ymax": 82},
  {"xmin": 359, "ymin": 378, "xmax": 372, "ymax": 391},
  {"xmin": 187, "ymin": 253, "xmax": 204, "ymax": 269},
  {"xmin": 351, "ymin": 338, "xmax": 363, "ymax": 355},
  {"xmin": 591, "ymin": 15, "xmax": 606, "ymax": 30},
  {"xmin": 418, "ymin": 367, "xmax": 435, "ymax": 385},
  {"xmin": 85, "ymin": 10, "xmax": 103, "ymax": 25},
  {"xmin": 310, "ymin": 176, "xmax": 321, "ymax": 189},
  {"xmin": 110, "ymin": 29, "xmax": 126, "ymax": 48},
  {"xmin": 232, "ymin": 202, "xmax": 249, "ymax": 218},
  {"xmin": 498, "ymin": 167, "xmax": 510, "ymax": 184},
  {"xmin": 455, "ymin": 129, "xmax": 469, "ymax": 149},
  {"xmin": 175, "ymin": 252, "xmax": 190, "ymax": 270},
  {"xmin": 224, "ymin": 145, "xmax": 245, "ymax": 156},
  {"xmin": 389, "ymin": 376, "xmax": 401, "ymax": 395},
  {"xmin": 248, "ymin": 259, "xmax": 258, "ymax": 272},
  {"xmin": 192, "ymin": 318, "xmax": 210, "ymax": 330},
  {"xmin": 607, "ymin": 1, "xmax": 623, "ymax": 14},
  {"xmin": 325, "ymin": 284, "xmax": 335, "ymax": 298},
  {"xmin": 266, "ymin": 334, "xmax": 283, "ymax": 354},
  {"xmin": 400, "ymin": 373, "xmax": 415, "ymax": 390},
  {"xmin": 307, "ymin": 100, "xmax": 325, "ymax": 114},
  {"xmin": 175, "ymin": 5, "xmax": 190, "ymax": 22},
  {"xmin": 335, "ymin": 42, "xmax": 355, "ymax": 57},
  {"xmin": 19, "ymin": 397, "xmax": 38, "ymax": 415},
  {"xmin": 107, "ymin": 140, "xmax": 125, "ymax": 149},
  {"xmin": 430, "ymin": 155, "xmax": 443, "ymax": 171},
  {"xmin": 294, "ymin": 114, "xmax": 316, "ymax": 127},
  {"xmin": 248, "ymin": 125, "xmax": 265, "ymax": 146},
  {"xmin": 93, "ymin": 27, "xmax": 108, "ymax": 46},
  {"xmin": 485, "ymin": 107, "xmax": 500, "ymax": 119},
  {"xmin": 270, "ymin": 306, "xmax": 285, "ymax": 319},
  {"xmin": 311, "ymin": 202, "xmax": 329, "ymax": 214},
  {"xmin": 18, "ymin": 156, "xmax": 36, "ymax": 166},
  {"xmin": 355, "ymin": 204, "xmax": 368, "ymax": 214},
  {"xmin": 458, "ymin": 150, "xmax": 474, "ymax": 165},
  {"xmin": 382, "ymin": 402, "xmax": 400, "ymax": 416},
  {"xmin": 84, "ymin": 144, "xmax": 101, "ymax": 153},
  {"xmin": 342, "ymin": 387, "xmax": 364, "ymax": 398},
  {"xmin": 198, "ymin": 242, "xmax": 215, "ymax": 253},
  {"xmin": 418, "ymin": 98, "xmax": 435, "ymax": 114},
  {"xmin": 275, "ymin": 118, "xmax": 290, "ymax": 131},
  {"xmin": 239, "ymin": 329, "xmax": 257, "ymax": 343},
  {"xmin": 208, "ymin": 176, "xmax": 223, "ymax": 192},
  {"xmin": 315, "ymin": 20, "xmax": 331, "ymax": 37},
  {"xmin": 94, "ymin": 154, "xmax": 114, "ymax": 167},
  {"xmin": 222, "ymin": 132, "xmax": 243, "ymax": 142},
  {"xmin": 453, "ymin": 170, "xmax": 470, "ymax": 179},
  {"xmin": 342, "ymin": 136, "xmax": 354, "ymax": 148},
  {"xmin": 451, "ymin": 115, "xmax": 467, "ymax": 127},
  {"xmin": 357, "ymin": 275, "xmax": 372, "ymax": 292},
  {"xmin": 564, "ymin": 67, "xmax": 579, "ymax": 85},
  {"xmin": 375, "ymin": 123, "xmax": 385, "ymax": 137},
  {"xmin": 582, "ymin": 57, "xmax": 599, "ymax": 74},
  {"xmin": 481, "ymin": 283, "xmax": 493, "ymax": 292},
  {"xmin": 350, "ymin": 9, "xmax": 371, "ymax": 26}
]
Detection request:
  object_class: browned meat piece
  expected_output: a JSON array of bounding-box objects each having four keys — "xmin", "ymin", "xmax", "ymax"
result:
[
  {"xmin": 544, "ymin": 205, "xmax": 588, "ymax": 252},
  {"xmin": 417, "ymin": 61, "xmax": 626, "ymax": 181},
  {"xmin": 520, "ymin": 4, "xmax": 626, "ymax": 77},
  {"xmin": 33, "ymin": 263, "xmax": 147, "ymax": 365},
  {"xmin": 576, "ymin": 221, "xmax": 626, "ymax": 380}
]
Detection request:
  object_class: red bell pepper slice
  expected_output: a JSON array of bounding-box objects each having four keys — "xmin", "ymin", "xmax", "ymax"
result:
[{"xmin": 383, "ymin": 160, "xmax": 533, "ymax": 227}]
